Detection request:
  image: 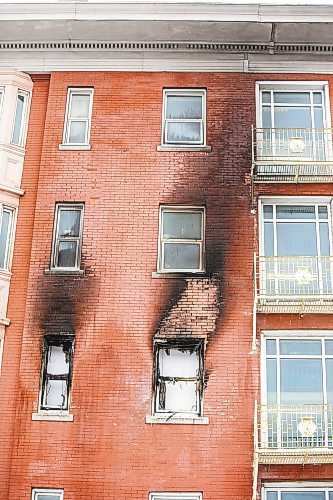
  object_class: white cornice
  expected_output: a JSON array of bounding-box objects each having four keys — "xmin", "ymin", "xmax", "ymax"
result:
[{"xmin": 2, "ymin": 2, "xmax": 333, "ymax": 23}]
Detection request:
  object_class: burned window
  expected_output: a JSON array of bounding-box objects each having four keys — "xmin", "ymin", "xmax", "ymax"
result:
[
  {"xmin": 51, "ymin": 203, "xmax": 84, "ymax": 270},
  {"xmin": 32, "ymin": 489, "xmax": 64, "ymax": 500},
  {"xmin": 154, "ymin": 341, "xmax": 204, "ymax": 416},
  {"xmin": 40, "ymin": 336, "xmax": 74, "ymax": 411},
  {"xmin": 158, "ymin": 206, "xmax": 205, "ymax": 273}
]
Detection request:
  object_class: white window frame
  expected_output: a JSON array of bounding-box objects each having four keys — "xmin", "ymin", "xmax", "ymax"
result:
[
  {"xmin": 158, "ymin": 205, "xmax": 205, "ymax": 273},
  {"xmin": 62, "ymin": 87, "xmax": 94, "ymax": 146},
  {"xmin": 256, "ymin": 81, "xmax": 332, "ymax": 130},
  {"xmin": 149, "ymin": 493, "xmax": 203, "ymax": 500},
  {"xmin": 162, "ymin": 89, "xmax": 206, "ymax": 146},
  {"xmin": 32, "ymin": 489, "xmax": 64, "ymax": 500},
  {"xmin": 263, "ymin": 482, "xmax": 333, "ymax": 500},
  {"xmin": 11, "ymin": 89, "xmax": 30, "ymax": 147},
  {"xmin": 0, "ymin": 204, "xmax": 16, "ymax": 272},
  {"xmin": 51, "ymin": 203, "xmax": 84, "ymax": 271},
  {"xmin": 0, "ymin": 87, "xmax": 4, "ymax": 117},
  {"xmin": 152, "ymin": 339, "xmax": 205, "ymax": 418}
]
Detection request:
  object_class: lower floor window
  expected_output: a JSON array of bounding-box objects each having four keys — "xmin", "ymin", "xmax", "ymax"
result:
[
  {"xmin": 264, "ymin": 484, "xmax": 333, "ymax": 499},
  {"xmin": 32, "ymin": 489, "xmax": 64, "ymax": 500},
  {"xmin": 149, "ymin": 494, "xmax": 202, "ymax": 500}
]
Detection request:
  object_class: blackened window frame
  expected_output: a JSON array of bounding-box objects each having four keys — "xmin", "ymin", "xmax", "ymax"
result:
[
  {"xmin": 51, "ymin": 203, "xmax": 84, "ymax": 271},
  {"xmin": 153, "ymin": 339, "xmax": 205, "ymax": 417},
  {"xmin": 39, "ymin": 335, "xmax": 75, "ymax": 412}
]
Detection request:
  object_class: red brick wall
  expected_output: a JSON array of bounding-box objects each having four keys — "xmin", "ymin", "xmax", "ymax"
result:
[{"xmin": 2, "ymin": 72, "xmax": 333, "ymax": 499}]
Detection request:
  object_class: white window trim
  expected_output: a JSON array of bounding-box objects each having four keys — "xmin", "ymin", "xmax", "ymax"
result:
[
  {"xmin": 260, "ymin": 330, "xmax": 333, "ymax": 408},
  {"xmin": 61, "ymin": 87, "xmax": 94, "ymax": 147},
  {"xmin": 149, "ymin": 493, "xmax": 203, "ymax": 500},
  {"xmin": 258, "ymin": 196, "xmax": 333, "ymax": 259},
  {"xmin": 0, "ymin": 87, "xmax": 4, "ymax": 118},
  {"xmin": 51, "ymin": 203, "xmax": 84, "ymax": 272},
  {"xmin": 263, "ymin": 482, "xmax": 333, "ymax": 499},
  {"xmin": 0, "ymin": 205, "xmax": 16, "ymax": 272},
  {"xmin": 11, "ymin": 89, "xmax": 30, "ymax": 148},
  {"xmin": 32, "ymin": 489, "xmax": 64, "ymax": 500},
  {"xmin": 158, "ymin": 205, "xmax": 205, "ymax": 274},
  {"xmin": 255, "ymin": 80, "xmax": 332, "ymax": 130},
  {"xmin": 161, "ymin": 88, "xmax": 206, "ymax": 147}
]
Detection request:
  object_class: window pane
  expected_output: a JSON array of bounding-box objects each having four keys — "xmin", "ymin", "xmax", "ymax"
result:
[
  {"xmin": 262, "ymin": 92, "xmax": 271, "ymax": 104},
  {"xmin": 281, "ymin": 494, "xmax": 325, "ymax": 500},
  {"xmin": 326, "ymin": 340, "xmax": 333, "ymax": 354},
  {"xmin": 267, "ymin": 493, "xmax": 278, "ymax": 500},
  {"xmin": 70, "ymin": 94, "xmax": 90, "ymax": 119},
  {"xmin": 274, "ymin": 107, "xmax": 312, "ymax": 129},
  {"xmin": 326, "ymin": 359, "xmax": 333, "ymax": 404},
  {"xmin": 280, "ymin": 359, "xmax": 323, "ymax": 404},
  {"xmin": 0, "ymin": 210, "xmax": 11, "ymax": 269},
  {"xmin": 162, "ymin": 380, "xmax": 197, "ymax": 412},
  {"xmin": 319, "ymin": 223, "xmax": 330, "ymax": 256},
  {"xmin": 166, "ymin": 122, "xmax": 201, "ymax": 143},
  {"xmin": 264, "ymin": 222, "xmax": 274, "ymax": 255},
  {"xmin": 57, "ymin": 241, "xmax": 77, "ymax": 268},
  {"xmin": 159, "ymin": 348, "xmax": 199, "ymax": 377},
  {"xmin": 262, "ymin": 107, "xmax": 272, "ymax": 128},
  {"xmin": 263, "ymin": 205, "xmax": 273, "ymax": 219},
  {"xmin": 266, "ymin": 339, "xmax": 277, "ymax": 355},
  {"xmin": 277, "ymin": 222, "xmax": 317, "ymax": 256},
  {"xmin": 59, "ymin": 209, "xmax": 81, "ymax": 237},
  {"xmin": 273, "ymin": 92, "xmax": 311, "ymax": 104},
  {"xmin": 37, "ymin": 495, "xmax": 61, "ymax": 500},
  {"xmin": 276, "ymin": 205, "xmax": 315, "ymax": 219},
  {"xmin": 280, "ymin": 339, "xmax": 322, "ymax": 355},
  {"xmin": 164, "ymin": 243, "xmax": 200, "ymax": 270},
  {"xmin": 314, "ymin": 107, "xmax": 324, "ymax": 128},
  {"xmin": 267, "ymin": 358, "xmax": 277, "ymax": 404},
  {"xmin": 12, "ymin": 94, "xmax": 25, "ymax": 145},
  {"xmin": 166, "ymin": 95, "xmax": 202, "ymax": 119},
  {"xmin": 44, "ymin": 379, "xmax": 68, "ymax": 408},
  {"xmin": 68, "ymin": 121, "xmax": 87, "ymax": 143},
  {"xmin": 319, "ymin": 206, "xmax": 328, "ymax": 219},
  {"xmin": 163, "ymin": 212, "xmax": 202, "ymax": 239},
  {"xmin": 47, "ymin": 345, "xmax": 69, "ymax": 375}
]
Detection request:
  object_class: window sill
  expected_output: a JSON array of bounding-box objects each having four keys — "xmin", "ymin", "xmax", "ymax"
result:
[
  {"xmin": 146, "ymin": 415, "xmax": 209, "ymax": 425},
  {"xmin": 44, "ymin": 268, "xmax": 85, "ymax": 276},
  {"xmin": 157, "ymin": 145, "xmax": 212, "ymax": 153},
  {"xmin": 152, "ymin": 271, "xmax": 206, "ymax": 279},
  {"xmin": 32, "ymin": 412, "xmax": 74, "ymax": 422},
  {"xmin": 59, "ymin": 144, "xmax": 91, "ymax": 151}
]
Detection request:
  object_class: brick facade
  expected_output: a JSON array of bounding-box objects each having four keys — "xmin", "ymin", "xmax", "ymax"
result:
[{"xmin": 1, "ymin": 71, "xmax": 333, "ymax": 499}]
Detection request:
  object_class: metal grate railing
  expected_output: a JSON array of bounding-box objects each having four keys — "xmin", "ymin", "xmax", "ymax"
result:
[
  {"xmin": 252, "ymin": 127, "xmax": 333, "ymax": 182},
  {"xmin": 257, "ymin": 404, "xmax": 333, "ymax": 450},
  {"xmin": 255, "ymin": 255, "xmax": 333, "ymax": 299}
]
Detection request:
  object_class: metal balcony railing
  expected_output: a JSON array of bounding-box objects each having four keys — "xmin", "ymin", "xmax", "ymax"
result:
[
  {"xmin": 255, "ymin": 402, "xmax": 333, "ymax": 464},
  {"xmin": 254, "ymin": 255, "xmax": 333, "ymax": 313},
  {"xmin": 251, "ymin": 127, "xmax": 333, "ymax": 183}
]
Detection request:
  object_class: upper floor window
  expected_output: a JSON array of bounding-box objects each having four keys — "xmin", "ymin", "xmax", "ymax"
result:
[
  {"xmin": 32, "ymin": 488, "xmax": 64, "ymax": 500},
  {"xmin": 153, "ymin": 340, "xmax": 204, "ymax": 417},
  {"xmin": 158, "ymin": 206, "xmax": 205, "ymax": 273},
  {"xmin": 51, "ymin": 203, "xmax": 84, "ymax": 271},
  {"xmin": 39, "ymin": 335, "xmax": 74, "ymax": 412},
  {"xmin": 11, "ymin": 90, "xmax": 29, "ymax": 147},
  {"xmin": 263, "ymin": 484, "xmax": 333, "ymax": 500},
  {"xmin": 162, "ymin": 89, "xmax": 206, "ymax": 146},
  {"xmin": 62, "ymin": 88, "xmax": 93, "ymax": 146},
  {"xmin": 0, "ymin": 205, "xmax": 14, "ymax": 272},
  {"xmin": 257, "ymin": 82, "xmax": 331, "ymax": 162}
]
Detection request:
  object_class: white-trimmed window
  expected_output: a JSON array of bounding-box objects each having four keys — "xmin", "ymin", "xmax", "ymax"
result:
[
  {"xmin": 32, "ymin": 488, "xmax": 64, "ymax": 500},
  {"xmin": 162, "ymin": 89, "xmax": 206, "ymax": 146},
  {"xmin": 11, "ymin": 90, "xmax": 29, "ymax": 147},
  {"xmin": 150, "ymin": 493, "xmax": 202, "ymax": 500},
  {"xmin": 158, "ymin": 206, "xmax": 205, "ymax": 273},
  {"xmin": 259, "ymin": 197, "xmax": 333, "ymax": 296},
  {"xmin": 153, "ymin": 340, "xmax": 204, "ymax": 417},
  {"xmin": 62, "ymin": 88, "xmax": 93, "ymax": 146},
  {"xmin": 51, "ymin": 203, "xmax": 84, "ymax": 270},
  {"xmin": 39, "ymin": 335, "xmax": 74, "ymax": 412},
  {"xmin": 0, "ymin": 205, "xmax": 15, "ymax": 271},
  {"xmin": 257, "ymin": 81, "xmax": 331, "ymax": 161},
  {"xmin": 263, "ymin": 483, "xmax": 333, "ymax": 500},
  {"xmin": 0, "ymin": 88, "xmax": 4, "ymax": 115}
]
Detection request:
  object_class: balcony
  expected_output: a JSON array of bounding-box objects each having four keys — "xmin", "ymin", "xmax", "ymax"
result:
[
  {"xmin": 255, "ymin": 402, "xmax": 333, "ymax": 464},
  {"xmin": 251, "ymin": 127, "xmax": 333, "ymax": 183},
  {"xmin": 254, "ymin": 255, "xmax": 333, "ymax": 313}
]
